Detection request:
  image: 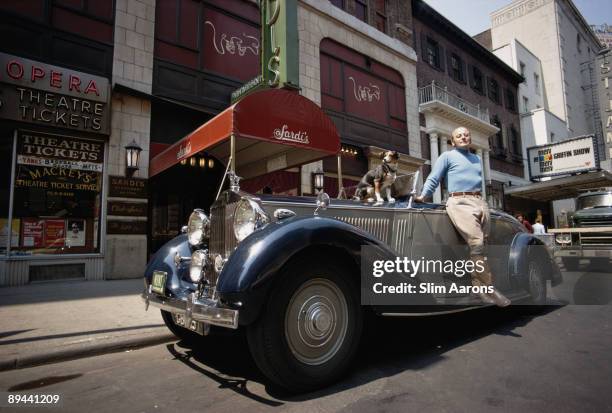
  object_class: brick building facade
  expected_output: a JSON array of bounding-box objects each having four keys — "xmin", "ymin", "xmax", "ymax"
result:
[
  {"xmin": 412, "ymin": 0, "xmax": 524, "ymax": 209},
  {"xmin": 0, "ymin": 0, "xmax": 426, "ymax": 284}
]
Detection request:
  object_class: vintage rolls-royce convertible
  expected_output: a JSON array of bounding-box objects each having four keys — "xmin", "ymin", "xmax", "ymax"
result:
[{"xmin": 142, "ymin": 90, "xmax": 561, "ymax": 393}]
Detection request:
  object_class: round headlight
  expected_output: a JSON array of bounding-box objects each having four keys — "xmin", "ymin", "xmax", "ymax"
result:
[
  {"xmin": 189, "ymin": 250, "xmax": 208, "ymax": 282},
  {"xmin": 187, "ymin": 209, "xmax": 210, "ymax": 246},
  {"xmin": 234, "ymin": 199, "xmax": 256, "ymax": 242},
  {"xmin": 233, "ymin": 198, "xmax": 269, "ymax": 242}
]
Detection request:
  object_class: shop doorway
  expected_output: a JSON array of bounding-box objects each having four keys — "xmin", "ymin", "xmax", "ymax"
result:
[{"xmin": 148, "ymin": 153, "xmax": 224, "ymax": 254}]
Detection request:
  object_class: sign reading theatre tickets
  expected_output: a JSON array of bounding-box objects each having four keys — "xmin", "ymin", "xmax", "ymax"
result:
[
  {"xmin": 231, "ymin": 0, "xmax": 299, "ymax": 103},
  {"xmin": 0, "ymin": 52, "xmax": 110, "ymax": 134},
  {"xmin": 527, "ymin": 135, "xmax": 599, "ymax": 180},
  {"xmin": 14, "ymin": 130, "xmax": 104, "ymax": 200}
]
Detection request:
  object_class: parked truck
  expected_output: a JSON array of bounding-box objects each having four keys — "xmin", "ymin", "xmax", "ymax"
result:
[{"xmin": 549, "ymin": 189, "xmax": 612, "ymax": 271}]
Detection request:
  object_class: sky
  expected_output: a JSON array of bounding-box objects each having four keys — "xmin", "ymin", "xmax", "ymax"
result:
[{"xmin": 422, "ymin": 0, "xmax": 612, "ymax": 36}]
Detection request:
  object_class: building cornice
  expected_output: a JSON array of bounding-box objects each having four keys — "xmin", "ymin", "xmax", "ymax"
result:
[
  {"xmin": 491, "ymin": 0, "xmax": 604, "ymax": 50},
  {"xmin": 412, "ymin": 0, "xmax": 523, "ymax": 84},
  {"xmin": 299, "ymin": 0, "xmax": 418, "ymax": 63}
]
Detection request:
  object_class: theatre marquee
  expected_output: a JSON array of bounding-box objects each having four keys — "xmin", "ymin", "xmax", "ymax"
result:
[{"xmin": 527, "ymin": 135, "xmax": 599, "ymax": 181}]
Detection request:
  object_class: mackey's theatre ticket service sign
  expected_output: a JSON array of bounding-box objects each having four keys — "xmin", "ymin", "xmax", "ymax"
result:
[
  {"xmin": 527, "ymin": 135, "xmax": 599, "ymax": 180},
  {"xmin": 14, "ymin": 131, "xmax": 104, "ymax": 207}
]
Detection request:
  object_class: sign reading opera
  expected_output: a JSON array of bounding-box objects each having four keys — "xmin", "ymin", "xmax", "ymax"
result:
[{"xmin": 0, "ymin": 52, "xmax": 110, "ymax": 134}]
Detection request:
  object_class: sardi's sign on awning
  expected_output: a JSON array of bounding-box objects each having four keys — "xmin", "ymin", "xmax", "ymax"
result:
[
  {"xmin": 0, "ymin": 52, "xmax": 110, "ymax": 134},
  {"xmin": 527, "ymin": 135, "xmax": 600, "ymax": 180}
]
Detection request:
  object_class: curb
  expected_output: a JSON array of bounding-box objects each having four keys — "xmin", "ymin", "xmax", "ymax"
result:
[{"xmin": 0, "ymin": 333, "xmax": 176, "ymax": 372}]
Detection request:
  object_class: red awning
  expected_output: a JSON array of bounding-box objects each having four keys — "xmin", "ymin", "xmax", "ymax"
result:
[{"xmin": 149, "ymin": 89, "xmax": 340, "ymax": 178}]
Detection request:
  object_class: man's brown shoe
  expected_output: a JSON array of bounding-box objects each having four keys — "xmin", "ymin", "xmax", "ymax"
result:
[{"xmin": 477, "ymin": 292, "xmax": 496, "ymax": 305}]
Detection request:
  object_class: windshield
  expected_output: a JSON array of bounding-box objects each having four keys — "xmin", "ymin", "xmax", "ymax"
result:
[{"xmin": 577, "ymin": 193, "xmax": 612, "ymax": 210}]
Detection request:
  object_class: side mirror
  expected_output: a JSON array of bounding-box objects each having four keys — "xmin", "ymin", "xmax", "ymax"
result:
[{"xmin": 314, "ymin": 192, "xmax": 330, "ymax": 216}]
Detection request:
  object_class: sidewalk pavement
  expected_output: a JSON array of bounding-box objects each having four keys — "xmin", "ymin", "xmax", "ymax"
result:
[{"xmin": 0, "ymin": 278, "xmax": 176, "ymax": 371}]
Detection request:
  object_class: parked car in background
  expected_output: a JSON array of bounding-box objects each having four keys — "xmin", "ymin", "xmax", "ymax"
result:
[{"xmin": 550, "ymin": 189, "xmax": 612, "ymax": 271}]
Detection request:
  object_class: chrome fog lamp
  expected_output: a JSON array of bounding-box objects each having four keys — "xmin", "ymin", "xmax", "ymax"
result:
[
  {"xmin": 214, "ymin": 254, "xmax": 226, "ymax": 274},
  {"xmin": 233, "ymin": 198, "xmax": 270, "ymax": 242},
  {"xmin": 187, "ymin": 209, "xmax": 210, "ymax": 246},
  {"xmin": 189, "ymin": 250, "xmax": 208, "ymax": 282}
]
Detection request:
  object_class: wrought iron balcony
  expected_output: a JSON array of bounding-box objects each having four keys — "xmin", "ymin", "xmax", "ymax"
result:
[{"xmin": 418, "ymin": 82, "xmax": 490, "ymax": 123}]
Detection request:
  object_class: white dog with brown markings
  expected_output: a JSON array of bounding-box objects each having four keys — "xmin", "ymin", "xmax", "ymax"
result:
[{"xmin": 353, "ymin": 150, "xmax": 399, "ymax": 204}]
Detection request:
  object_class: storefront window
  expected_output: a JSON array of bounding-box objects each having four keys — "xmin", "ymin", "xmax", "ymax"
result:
[
  {"xmin": 0, "ymin": 136, "xmax": 15, "ymax": 255},
  {"xmin": 9, "ymin": 130, "xmax": 104, "ymax": 256}
]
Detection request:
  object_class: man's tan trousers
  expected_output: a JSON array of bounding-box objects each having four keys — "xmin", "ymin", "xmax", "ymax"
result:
[{"xmin": 445, "ymin": 195, "xmax": 490, "ymax": 256}]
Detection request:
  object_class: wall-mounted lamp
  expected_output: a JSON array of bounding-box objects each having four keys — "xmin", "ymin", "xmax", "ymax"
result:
[
  {"xmin": 199, "ymin": 158, "xmax": 206, "ymax": 168},
  {"xmin": 313, "ymin": 168, "xmax": 324, "ymax": 193},
  {"xmin": 125, "ymin": 139, "xmax": 142, "ymax": 176},
  {"xmin": 189, "ymin": 157, "xmax": 196, "ymax": 167},
  {"xmin": 208, "ymin": 159, "xmax": 214, "ymax": 169}
]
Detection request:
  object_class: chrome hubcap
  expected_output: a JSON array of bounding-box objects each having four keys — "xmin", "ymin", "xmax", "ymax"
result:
[{"xmin": 285, "ymin": 278, "xmax": 349, "ymax": 365}]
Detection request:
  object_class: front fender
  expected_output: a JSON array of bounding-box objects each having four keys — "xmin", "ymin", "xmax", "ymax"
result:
[
  {"xmin": 144, "ymin": 234, "xmax": 196, "ymax": 297},
  {"xmin": 216, "ymin": 216, "xmax": 397, "ymax": 325},
  {"xmin": 218, "ymin": 216, "xmax": 396, "ymax": 292},
  {"xmin": 508, "ymin": 233, "xmax": 562, "ymax": 289}
]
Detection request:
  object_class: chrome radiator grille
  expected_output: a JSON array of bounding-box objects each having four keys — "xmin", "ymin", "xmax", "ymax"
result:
[
  {"xmin": 579, "ymin": 232, "xmax": 612, "ymax": 246},
  {"xmin": 209, "ymin": 202, "xmax": 238, "ymax": 259}
]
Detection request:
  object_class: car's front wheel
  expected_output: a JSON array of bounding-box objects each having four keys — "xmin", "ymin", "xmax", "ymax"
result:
[{"xmin": 247, "ymin": 258, "xmax": 362, "ymax": 393}]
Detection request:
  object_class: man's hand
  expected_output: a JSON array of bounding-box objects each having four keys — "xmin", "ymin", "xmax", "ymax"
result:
[{"xmin": 414, "ymin": 195, "xmax": 425, "ymax": 203}]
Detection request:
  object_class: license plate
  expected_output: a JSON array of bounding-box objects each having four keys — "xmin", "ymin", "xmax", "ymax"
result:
[
  {"xmin": 151, "ymin": 271, "xmax": 167, "ymax": 295},
  {"xmin": 172, "ymin": 314, "xmax": 205, "ymax": 335}
]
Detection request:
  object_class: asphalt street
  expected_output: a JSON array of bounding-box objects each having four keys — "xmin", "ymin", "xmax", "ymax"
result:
[{"xmin": 0, "ymin": 293, "xmax": 611, "ymax": 413}]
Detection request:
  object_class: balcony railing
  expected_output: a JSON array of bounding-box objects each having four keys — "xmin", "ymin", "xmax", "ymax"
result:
[{"xmin": 418, "ymin": 82, "xmax": 490, "ymax": 123}]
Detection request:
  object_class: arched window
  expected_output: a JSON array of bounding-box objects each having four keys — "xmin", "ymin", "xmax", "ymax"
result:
[{"xmin": 320, "ymin": 38, "xmax": 406, "ymax": 132}]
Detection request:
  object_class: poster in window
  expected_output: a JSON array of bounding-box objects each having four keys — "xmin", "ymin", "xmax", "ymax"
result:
[
  {"xmin": 66, "ymin": 219, "xmax": 86, "ymax": 247},
  {"xmin": 0, "ymin": 218, "xmax": 20, "ymax": 250},
  {"xmin": 22, "ymin": 219, "xmax": 44, "ymax": 247},
  {"xmin": 44, "ymin": 219, "xmax": 65, "ymax": 247}
]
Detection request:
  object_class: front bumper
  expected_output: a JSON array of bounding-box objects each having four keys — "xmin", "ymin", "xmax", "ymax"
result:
[
  {"xmin": 554, "ymin": 247, "xmax": 612, "ymax": 259},
  {"xmin": 142, "ymin": 286, "xmax": 239, "ymax": 329}
]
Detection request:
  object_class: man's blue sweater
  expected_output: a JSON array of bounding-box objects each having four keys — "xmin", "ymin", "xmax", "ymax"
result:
[{"xmin": 421, "ymin": 148, "xmax": 482, "ymax": 198}]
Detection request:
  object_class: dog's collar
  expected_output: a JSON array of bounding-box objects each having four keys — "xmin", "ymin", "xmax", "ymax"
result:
[{"xmin": 383, "ymin": 162, "xmax": 397, "ymax": 173}]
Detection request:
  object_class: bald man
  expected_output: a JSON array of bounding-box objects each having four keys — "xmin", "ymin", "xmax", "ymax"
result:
[{"xmin": 415, "ymin": 127, "xmax": 510, "ymax": 307}]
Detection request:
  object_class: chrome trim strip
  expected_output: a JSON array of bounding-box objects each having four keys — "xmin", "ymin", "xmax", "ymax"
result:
[
  {"xmin": 142, "ymin": 289, "xmax": 239, "ymax": 329},
  {"xmin": 380, "ymin": 293, "xmax": 532, "ymax": 316},
  {"xmin": 261, "ymin": 200, "xmax": 447, "ymax": 213},
  {"xmin": 381, "ymin": 307, "xmax": 482, "ymax": 316}
]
